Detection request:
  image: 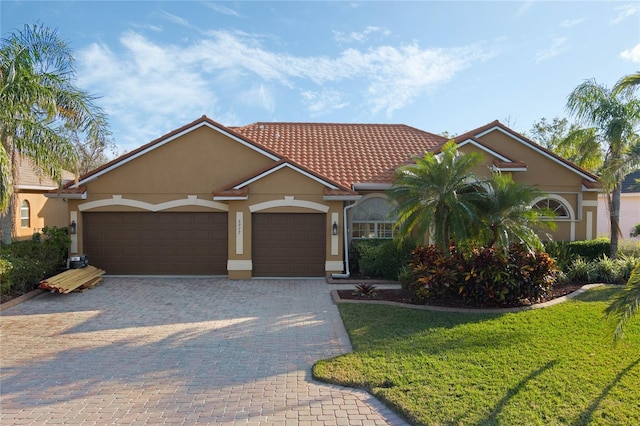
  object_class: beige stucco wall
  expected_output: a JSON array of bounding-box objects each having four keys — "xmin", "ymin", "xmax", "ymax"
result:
[
  {"xmin": 225, "ymin": 167, "xmax": 344, "ymax": 279},
  {"xmin": 69, "ymin": 126, "xmax": 345, "ymax": 278},
  {"xmin": 458, "ymin": 130, "xmax": 598, "ymax": 241},
  {"xmin": 10, "ymin": 192, "xmax": 69, "ymax": 241}
]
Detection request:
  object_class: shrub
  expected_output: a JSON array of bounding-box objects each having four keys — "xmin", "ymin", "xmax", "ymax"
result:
[
  {"xmin": 350, "ymin": 239, "xmax": 414, "ymax": 280},
  {"xmin": 565, "ymin": 258, "xmax": 599, "ymax": 283},
  {"xmin": 3, "ymin": 257, "xmax": 47, "ymax": 294},
  {"xmin": 0, "ymin": 258, "xmax": 13, "ymax": 293},
  {"xmin": 569, "ymin": 238, "xmax": 610, "ymax": 261},
  {"xmin": 407, "ymin": 244, "xmax": 557, "ymax": 306},
  {"xmin": 408, "ymin": 245, "xmax": 460, "ymax": 301},
  {"xmin": 0, "ymin": 226, "xmax": 70, "ymax": 297},
  {"xmin": 543, "ymin": 240, "xmax": 578, "ymax": 271}
]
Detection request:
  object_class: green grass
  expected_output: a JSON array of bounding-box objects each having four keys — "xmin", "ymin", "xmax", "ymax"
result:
[{"xmin": 313, "ymin": 287, "xmax": 640, "ymax": 426}]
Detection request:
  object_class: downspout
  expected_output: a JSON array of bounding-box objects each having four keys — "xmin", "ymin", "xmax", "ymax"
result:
[{"xmin": 331, "ymin": 201, "xmax": 358, "ymax": 279}]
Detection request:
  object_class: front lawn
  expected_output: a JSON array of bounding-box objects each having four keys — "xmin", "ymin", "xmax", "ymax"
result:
[{"xmin": 313, "ymin": 287, "xmax": 640, "ymax": 425}]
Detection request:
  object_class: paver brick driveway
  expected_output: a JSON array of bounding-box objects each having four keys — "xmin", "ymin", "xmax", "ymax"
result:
[{"xmin": 1, "ymin": 278, "xmax": 407, "ymax": 425}]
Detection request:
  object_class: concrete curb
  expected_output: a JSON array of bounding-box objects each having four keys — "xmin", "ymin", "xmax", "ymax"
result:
[
  {"xmin": 0, "ymin": 288, "xmax": 46, "ymax": 312},
  {"xmin": 331, "ymin": 283, "xmax": 607, "ymax": 314}
]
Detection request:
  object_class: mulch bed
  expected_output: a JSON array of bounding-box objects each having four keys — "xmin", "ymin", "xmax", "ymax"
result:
[{"xmin": 337, "ymin": 282, "xmax": 586, "ymax": 309}]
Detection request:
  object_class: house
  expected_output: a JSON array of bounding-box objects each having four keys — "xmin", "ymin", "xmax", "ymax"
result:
[
  {"xmin": 597, "ymin": 170, "xmax": 640, "ymax": 241},
  {"xmin": 50, "ymin": 116, "xmax": 599, "ymax": 278},
  {"xmin": 0, "ymin": 155, "xmax": 74, "ymax": 242}
]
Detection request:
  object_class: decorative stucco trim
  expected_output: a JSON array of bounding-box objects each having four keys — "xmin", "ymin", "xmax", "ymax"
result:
[
  {"xmin": 352, "ymin": 183, "xmax": 393, "ymax": 191},
  {"xmin": 586, "ymin": 211, "xmax": 593, "ymax": 240},
  {"xmin": 325, "ymin": 261, "xmax": 344, "ymax": 271},
  {"xmin": 331, "ymin": 212, "xmax": 339, "ymax": 256},
  {"xmin": 78, "ymin": 195, "xmax": 229, "ymax": 212},
  {"xmin": 235, "ymin": 212, "xmax": 244, "ymax": 255},
  {"xmin": 323, "ymin": 195, "xmax": 362, "ymax": 201},
  {"xmin": 15, "ymin": 184, "xmax": 58, "ymax": 191},
  {"xmin": 491, "ymin": 166, "xmax": 528, "ymax": 172},
  {"xmin": 234, "ymin": 162, "xmax": 340, "ymax": 190},
  {"xmin": 69, "ymin": 211, "xmax": 78, "ymax": 254},
  {"xmin": 249, "ymin": 196, "xmax": 329, "ymax": 213},
  {"xmin": 457, "ymin": 138, "xmax": 513, "ymax": 162},
  {"xmin": 582, "ymin": 200, "xmax": 598, "ymax": 207},
  {"xmin": 227, "ymin": 260, "xmax": 252, "ymax": 271}
]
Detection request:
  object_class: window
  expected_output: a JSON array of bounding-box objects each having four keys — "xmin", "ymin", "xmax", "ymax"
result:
[
  {"xmin": 532, "ymin": 198, "xmax": 570, "ymax": 219},
  {"xmin": 351, "ymin": 197, "xmax": 396, "ymax": 239},
  {"xmin": 20, "ymin": 200, "xmax": 30, "ymax": 228}
]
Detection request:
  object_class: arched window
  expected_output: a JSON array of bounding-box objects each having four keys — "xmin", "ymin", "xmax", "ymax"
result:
[
  {"xmin": 20, "ymin": 200, "xmax": 30, "ymax": 228},
  {"xmin": 532, "ymin": 198, "xmax": 570, "ymax": 219},
  {"xmin": 351, "ymin": 197, "xmax": 396, "ymax": 239}
]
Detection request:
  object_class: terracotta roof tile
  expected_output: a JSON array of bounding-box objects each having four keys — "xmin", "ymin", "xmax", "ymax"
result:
[{"xmin": 233, "ymin": 122, "xmax": 447, "ymax": 188}]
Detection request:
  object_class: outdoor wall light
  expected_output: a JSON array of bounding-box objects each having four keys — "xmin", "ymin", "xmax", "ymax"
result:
[
  {"xmin": 332, "ymin": 221, "xmax": 338, "ymax": 236},
  {"xmin": 69, "ymin": 220, "xmax": 77, "ymax": 235}
]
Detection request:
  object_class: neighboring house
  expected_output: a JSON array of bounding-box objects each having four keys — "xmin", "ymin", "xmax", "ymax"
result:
[
  {"xmin": 50, "ymin": 116, "xmax": 598, "ymax": 278},
  {"xmin": 597, "ymin": 170, "xmax": 640, "ymax": 241},
  {"xmin": 0, "ymin": 155, "xmax": 74, "ymax": 242}
]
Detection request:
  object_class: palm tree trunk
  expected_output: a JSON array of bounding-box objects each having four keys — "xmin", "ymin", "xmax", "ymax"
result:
[{"xmin": 609, "ymin": 183, "xmax": 622, "ymax": 258}]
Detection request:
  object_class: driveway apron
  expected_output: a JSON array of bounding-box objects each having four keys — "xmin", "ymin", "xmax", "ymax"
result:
[{"xmin": 1, "ymin": 278, "xmax": 408, "ymax": 425}]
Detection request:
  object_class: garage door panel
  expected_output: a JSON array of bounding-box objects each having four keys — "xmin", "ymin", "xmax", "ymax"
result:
[
  {"xmin": 84, "ymin": 212, "xmax": 227, "ymax": 275},
  {"xmin": 252, "ymin": 213, "xmax": 325, "ymax": 277}
]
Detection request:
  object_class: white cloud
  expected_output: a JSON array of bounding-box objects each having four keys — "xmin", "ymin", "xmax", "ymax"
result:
[
  {"xmin": 560, "ymin": 18, "xmax": 585, "ymax": 28},
  {"xmin": 77, "ymin": 30, "xmax": 493, "ymax": 148},
  {"xmin": 535, "ymin": 37, "xmax": 568, "ymax": 63},
  {"xmin": 202, "ymin": 2, "xmax": 242, "ymax": 18},
  {"xmin": 621, "ymin": 43, "xmax": 640, "ymax": 63},
  {"xmin": 333, "ymin": 26, "xmax": 391, "ymax": 43},
  {"xmin": 160, "ymin": 11, "xmax": 191, "ymax": 28},
  {"xmin": 515, "ymin": 0, "xmax": 535, "ymax": 18},
  {"xmin": 611, "ymin": 3, "xmax": 639, "ymax": 24},
  {"xmin": 239, "ymin": 85, "xmax": 276, "ymax": 113},
  {"xmin": 301, "ymin": 90, "xmax": 349, "ymax": 115}
]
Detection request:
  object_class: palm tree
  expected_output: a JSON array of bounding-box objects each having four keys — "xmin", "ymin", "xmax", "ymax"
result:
[
  {"xmin": 565, "ymin": 78, "xmax": 640, "ymax": 257},
  {"xmin": 0, "ymin": 23, "xmax": 108, "ymax": 243},
  {"xmin": 613, "ymin": 71, "xmax": 640, "ymax": 94},
  {"xmin": 606, "ymin": 263, "xmax": 640, "ymax": 343},
  {"xmin": 388, "ymin": 140, "xmax": 486, "ymax": 254},
  {"xmin": 476, "ymin": 173, "xmax": 555, "ymax": 252}
]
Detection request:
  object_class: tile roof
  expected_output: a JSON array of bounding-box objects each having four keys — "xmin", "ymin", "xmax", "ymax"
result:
[
  {"xmin": 15, "ymin": 155, "xmax": 74, "ymax": 189},
  {"xmin": 233, "ymin": 122, "xmax": 448, "ymax": 188}
]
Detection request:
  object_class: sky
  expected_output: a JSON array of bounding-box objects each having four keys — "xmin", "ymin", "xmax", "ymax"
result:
[{"xmin": 2, "ymin": 1, "xmax": 639, "ymax": 154}]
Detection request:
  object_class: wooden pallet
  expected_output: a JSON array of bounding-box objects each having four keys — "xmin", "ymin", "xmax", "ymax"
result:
[{"xmin": 39, "ymin": 266, "xmax": 106, "ymax": 294}]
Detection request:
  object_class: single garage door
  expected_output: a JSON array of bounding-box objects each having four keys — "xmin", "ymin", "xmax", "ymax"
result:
[
  {"xmin": 252, "ymin": 213, "xmax": 325, "ymax": 277},
  {"xmin": 84, "ymin": 212, "xmax": 228, "ymax": 275}
]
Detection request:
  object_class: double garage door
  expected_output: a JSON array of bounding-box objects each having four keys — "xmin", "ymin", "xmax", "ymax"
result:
[
  {"xmin": 84, "ymin": 212, "xmax": 325, "ymax": 277},
  {"xmin": 84, "ymin": 212, "xmax": 228, "ymax": 275}
]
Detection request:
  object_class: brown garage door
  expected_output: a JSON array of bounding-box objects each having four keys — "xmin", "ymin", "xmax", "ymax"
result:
[
  {"xmin": 252, "ymin": 213, "xmax": 325, "ymax": 277},
  {"xmin": 83, "ymin": 212, "xmax": 228, "ymax": 275}
]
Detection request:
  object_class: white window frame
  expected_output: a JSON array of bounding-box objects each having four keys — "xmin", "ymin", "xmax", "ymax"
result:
[
  {"xmin": 532, "ymin": 196, "xmax": 572, "ymax": 220},
  {"xmin": 350, "ymin": 195, "xmax": 397, "ymax": 239},
  {"xmin": 20, "ymin": 200, "xmax": 30, "ymax": 228}
]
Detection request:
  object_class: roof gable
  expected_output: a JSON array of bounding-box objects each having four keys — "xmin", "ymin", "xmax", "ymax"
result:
[
  {"xmin": 213, "ymin": 158, "xmax": 357, "ymax": 200},
  {"xmin": 67, "ymin": 115, "xmax": 282, "ymax": 188},
  {"xmin": 455, "ymin": 120, "xmax": 598, "ymax": 183}
]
